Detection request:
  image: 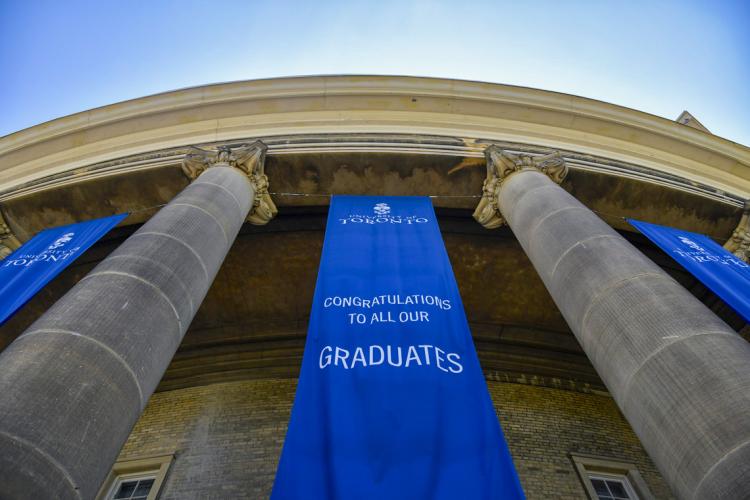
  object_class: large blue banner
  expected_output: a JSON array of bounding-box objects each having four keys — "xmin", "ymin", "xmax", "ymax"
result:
[
  {"xmin": 273, "ymin": 196, "xmax": 523, "ymax": 499},
  {"xmin": 628, "ymin": 219, "xmax": 750, "ymax": 322},
  {"xmin": 0, "ymin": 213, "xmax": 128, "ymax": 325}
]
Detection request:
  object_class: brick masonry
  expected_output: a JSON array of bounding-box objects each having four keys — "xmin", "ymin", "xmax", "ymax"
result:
[{"xmin": 116, "ymin": 379, "xmax": 672, "ymax": 499}]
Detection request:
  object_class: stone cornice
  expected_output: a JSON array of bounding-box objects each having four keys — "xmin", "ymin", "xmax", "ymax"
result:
[
  {"xmin": 0, "ymin": 135, "xmax": 744, "ymax": 208},
  {"xmin": 0, "ymin": 76, "xmax": 748, "ymax": 199}
]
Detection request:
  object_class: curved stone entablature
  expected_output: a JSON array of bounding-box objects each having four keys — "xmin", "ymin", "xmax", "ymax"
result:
[
  {"xmin": 1, "ymin": 76, "xmax": 748, "ymax": 200},
  {"xmin": 1, "ymin": 134, "xmax": 744, "ymax": 206}
]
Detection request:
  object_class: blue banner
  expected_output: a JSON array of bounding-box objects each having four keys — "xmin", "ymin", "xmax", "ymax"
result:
[
  {"xmin": 273, "ymin": 196, "xmax": 523, "ymax": 499},
  {"xmin": 0, "ymin": 213, "xmax": 128, "ymax": 325},
  {"xmin": 628, "ymin": 219, "xmax": 750, "ymax": 322}
]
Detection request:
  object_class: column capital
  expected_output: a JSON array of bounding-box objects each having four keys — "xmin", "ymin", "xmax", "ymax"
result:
[
  {"xmin": 724, "ymin": 200, "xmax": 750, "ymax": 263},
  {"xmin": 0, "ymin": 211, "xmax": 20, "ymax": 259},
  {"xmin": 182, "ymin": 141, "xmax": 278, "ymax": 225},
  {"xmin": 473, "ymin": 145, "xmax": 568, "ymax": 228}
]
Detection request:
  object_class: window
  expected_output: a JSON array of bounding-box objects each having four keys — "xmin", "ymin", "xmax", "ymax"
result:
[
  {"xmin": 588, "ymin": 472, "xmax": 639, "ymax": 499},
  {"xmin": 110, "ymin": 475, "xmax": 156, "ymax": 500},
  {"xmin": 570, "ymin": 453, "xmax": 654, "ymax": 500},
  {"xmin": 96, "ymin": 454, "xmax": 173, "ymax": 500}
]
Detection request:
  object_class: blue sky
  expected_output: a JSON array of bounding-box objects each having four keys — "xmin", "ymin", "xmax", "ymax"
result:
[{"xmin": 1, "ymin": 0, "xmax": 749, "ymax": 146}]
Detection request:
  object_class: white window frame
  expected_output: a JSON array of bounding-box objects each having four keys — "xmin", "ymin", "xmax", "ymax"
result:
[
  {"xmin": 570, "ymin": 453, "xmax": 655, "ymax": 500},
  {"xmin": 588, "ymin": 471, "xmax": 640, "ymax": 499},
  {"xmin": 96, "ymin": 454, "xmax": 173, "ymax": 500}
]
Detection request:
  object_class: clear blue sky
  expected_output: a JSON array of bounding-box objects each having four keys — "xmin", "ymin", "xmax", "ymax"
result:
[{"xmin": 1, "ymin": 0, "xmax": 748, "ymax": 146}]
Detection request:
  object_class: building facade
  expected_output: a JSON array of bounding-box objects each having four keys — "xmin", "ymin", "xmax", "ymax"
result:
[{"xmin": 0, "ymin": 76, "xmax": 749, "ymax": 499}]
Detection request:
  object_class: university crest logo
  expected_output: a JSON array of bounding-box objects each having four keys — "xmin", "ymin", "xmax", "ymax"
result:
[{"xmin": 373, "ymin": 203, "xmax": 390, "ymax": 215}]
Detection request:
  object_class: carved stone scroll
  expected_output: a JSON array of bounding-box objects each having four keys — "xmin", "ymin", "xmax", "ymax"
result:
[
  {"xmin": 473, "ymin": 145, "xmax": 568, "ymax": 228},
  {"xmin": 0, "ymin": 211, "xmax": 21, "ymax": 260},
  {"xmin": 724, "ymin": 200, "xmax": 750, "ymax": 263},
  {"xmin": 182, "ymin": 141, "xmax": 277, "ymax": 225}
]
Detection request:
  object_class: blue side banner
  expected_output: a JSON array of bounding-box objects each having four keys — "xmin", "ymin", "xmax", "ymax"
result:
[
  {"xmin": 273, "ymin": 196, "xmax": 524, "ymax": 499},
  {"xmin": 0, "ymin": 213, "xmax": 128, "ymax": 325},
  {"xmin": 628, "ymin": 219, "xmax": 750, "ymax": 322}
]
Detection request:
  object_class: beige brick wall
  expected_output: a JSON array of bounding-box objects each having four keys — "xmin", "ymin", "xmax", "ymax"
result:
[
  {"xmin": 490, "ymin": 383, "xmax": 672, "ymax": 499},
  {"xmin": 116, "ymin": 379, "xmax": 672, "ymax": 499}
]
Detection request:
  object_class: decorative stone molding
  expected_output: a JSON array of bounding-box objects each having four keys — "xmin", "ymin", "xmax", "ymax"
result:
[
  {"xmin": 1, "ymin": 135, "xmax": 744, "ymax": 208},
  {"xmin": 0, "ymin": 211, "xmax": 21, "ymax": 260},
  {"xmin": 473, "ymin": 145, "xmax": 568, "ymax": 228},
  {"xmin": 181, "ymin": 141, "xmax": 277, "ymax": 225},
  {"xmin": 724, "ymin": 200, "xmax": 750, "ymax": 262}
]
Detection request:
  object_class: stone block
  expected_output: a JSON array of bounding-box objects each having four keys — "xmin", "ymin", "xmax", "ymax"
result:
[
  {"xmin": 622, "ymin": 334, "xmax": 750, "ymax": 499},
  {"xmin": 0, "ymin": 333, "xmax": 142, "ymax": 499},
  {"xmin": 24, "ymin": 272, "xmax": 183, "ymax": 398},
  {"xmin": 580, "ymin": 273, "xmax": 732, "ymax": 402}
]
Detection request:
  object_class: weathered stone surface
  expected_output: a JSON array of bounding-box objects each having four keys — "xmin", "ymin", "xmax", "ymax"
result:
[
  {"xmin": 0, "ymin": 164, "xmax": 255, "ymax": 499},
  {"xmin": 621, "ymin": 334, "xmax": 750, "ymax": 496},
  {"xmin": 183, "ymin": 142, "xmax": 277, "ymax": 225},
  {"xmin": 0, "ymin": 333, "xmax": 142, "ymax": 499},
  {"xmin": 0, "ymin": 209, "xmax": 20, "ymax": 259},
  {"xmin": 724, "ymin": 200, "xmax": 750, "ymax": 262},
  {"xmin": 493, "ymin": 155, "xmax": 750, "ymax": 499},
  {"xmin": 473, "ymin": 147, "xmax": 568, "ymax": 229}
]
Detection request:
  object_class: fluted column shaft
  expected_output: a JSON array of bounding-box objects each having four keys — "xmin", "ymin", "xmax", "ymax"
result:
[
  {"xmin": 0, "ymin": 165, "xmax": 255, "ymax": 499},
  {"xmin": 495, "ymin": 166, "xmax": 750, "ymax": 499}
]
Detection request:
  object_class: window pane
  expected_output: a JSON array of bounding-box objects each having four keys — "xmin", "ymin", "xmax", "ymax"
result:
[
  {"xmin": 134, "ymin": 479, "xmax": 154, "ymax": 496},
  {"xmin": 592, "ymin": 479, "xmax": 610, "ymax": 495},
  {"xmin": 114, "ymin": 481, "xmax": 137, "ymax": 498},
  {"xmin": 607, "ymin": 480, "xmax": 630, "ymax": 498}
]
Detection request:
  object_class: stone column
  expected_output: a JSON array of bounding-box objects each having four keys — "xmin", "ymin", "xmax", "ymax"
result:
[
  {"xmin": 0, "ymin": 141, "xmax": 276, "ymax": 500},
  {"xmin": 475, "ymin": 146, "xmax": 750, "ymax": 500}
]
